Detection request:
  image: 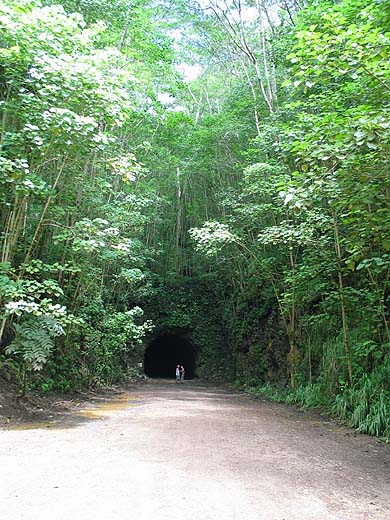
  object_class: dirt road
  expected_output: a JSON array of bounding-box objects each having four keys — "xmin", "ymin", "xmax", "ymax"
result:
[{"xmin": 1, "ymin": 380, "xmax": 389, "ymax": 520}]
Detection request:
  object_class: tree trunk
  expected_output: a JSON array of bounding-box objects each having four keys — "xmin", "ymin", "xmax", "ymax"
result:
[
  {"xmin": 175, "ymin": 167, "xmax": 183, "ymax": 275},
  {"xmin": 332, "ymin": 207, "xmax": 353, "ymax": 385}
]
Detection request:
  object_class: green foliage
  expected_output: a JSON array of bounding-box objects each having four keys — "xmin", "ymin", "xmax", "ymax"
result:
[
  {"xmin": 0, "ymin": 354, "xmax": 20, "ymax": 382},
  {"xmin": 6, "ymin": 315, "xmax": 64, "ymax": 371},
  {"xmin": 331, "ymin": 361, "xmax": 390, "ymax": 439},
  {"xmin": 0, "ymin": 0, "xmax": 169, "ymax": 389},
  {"xmin": 244, "ymin": 371, "xmax": 389, "ymax": 440},
  {"xmin": 0, "ymin": 0, "xmax": 389, "ymax": 442},
  {"xmin": 79, "ymin": 305, "xmax": 153, "ymax": 386},
  {"xmin": 284, "ymin": 1, "xmax": 390, "ymax": 94},
  {"xmin": 141, "ymin": 275, "xmax": 228, "ymax": 380},
  {"xmin": 244, "ymin": 383, "xmax": 286, "ymax": 403},
  {"xmin": 185, "ymin": 0, "xmax": 390, "ymax": 438},
  {"xmin": 285, "ymin": 384, "xmax": 327, "ymax": 408}
]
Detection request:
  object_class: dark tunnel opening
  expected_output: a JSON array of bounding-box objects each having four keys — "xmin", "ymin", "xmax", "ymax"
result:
[{"xmin": 144, "ymin": 332, "xmax": 196, "ymax": 379}]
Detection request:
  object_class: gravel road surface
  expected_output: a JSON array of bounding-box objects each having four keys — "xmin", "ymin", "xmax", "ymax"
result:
[{"xmin": 1, "ymin": 380, "xmax": 389, "ymax": 520}]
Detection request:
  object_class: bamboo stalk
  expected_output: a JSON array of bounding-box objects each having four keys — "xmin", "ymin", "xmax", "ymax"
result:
[
  {"xmin": 22, "ymin": 156, "xmax": 68, "ymax": 268},
  {"xmin": 331, "ymin": 207, "xmax": 353, "ymax": 385}
]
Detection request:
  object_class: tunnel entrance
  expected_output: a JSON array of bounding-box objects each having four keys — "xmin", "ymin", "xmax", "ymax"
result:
[{"xmin": 144, "ymin": 331, "xmax": 196, "ymax": 379}]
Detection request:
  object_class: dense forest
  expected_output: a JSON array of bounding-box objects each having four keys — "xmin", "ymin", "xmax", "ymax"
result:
[{"xmin": 0, "ymin": 0, "xmax": 389, "ymax": 437}]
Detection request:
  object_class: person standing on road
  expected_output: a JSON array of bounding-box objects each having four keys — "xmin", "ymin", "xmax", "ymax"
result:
[
  {"xmin": 180, "ymin": 365, "xmax": 185, "ymax": 383},
  {"xmin": 176, "ymin": 365, "xmax": 180, "ymax": 383}
]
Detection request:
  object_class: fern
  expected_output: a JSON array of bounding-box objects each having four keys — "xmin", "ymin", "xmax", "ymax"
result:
[{"xmin": 6, "ymin": 316, "xmax": 65, "ymax": 371}]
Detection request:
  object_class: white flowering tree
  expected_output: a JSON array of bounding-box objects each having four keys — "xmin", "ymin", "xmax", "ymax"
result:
[{"xmin": 0, "ymin": 0, "xmax": 160, "ymax": 387}]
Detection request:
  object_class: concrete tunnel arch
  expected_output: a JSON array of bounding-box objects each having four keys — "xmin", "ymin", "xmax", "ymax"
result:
[{"xmin": 144, "ymin": 330, "xmax": 197, "ymax": 379}]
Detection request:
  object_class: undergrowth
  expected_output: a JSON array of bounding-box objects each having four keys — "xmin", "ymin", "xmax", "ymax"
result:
[
  {"xmin": 243, "ymin": 330, "xmax": 390, "ymax": 441},
  {"xmin": 242, "ymin": 366, "xmax": 390, "ymax": 441}
]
